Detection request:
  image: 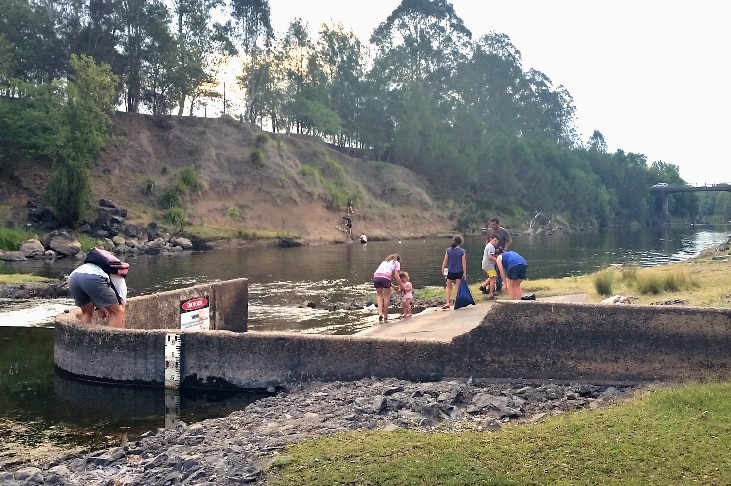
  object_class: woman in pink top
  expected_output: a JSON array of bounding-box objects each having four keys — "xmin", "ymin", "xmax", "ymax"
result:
[{"xmin": 372, "ymin": 253, "xmax": 403, "ymax": 322}]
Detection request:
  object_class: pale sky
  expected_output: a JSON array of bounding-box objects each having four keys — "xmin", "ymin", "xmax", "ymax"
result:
[{"xmin": 267, "ymin": 0, "xmax": 729, "ymax": 185}]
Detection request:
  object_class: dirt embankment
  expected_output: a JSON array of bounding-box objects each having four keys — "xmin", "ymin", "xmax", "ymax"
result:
[{"xmin": 2, "ymin": 113, "xmax": 456, "ymax": 244}]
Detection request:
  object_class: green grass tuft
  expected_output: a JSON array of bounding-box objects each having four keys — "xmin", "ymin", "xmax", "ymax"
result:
[{"xmin": 593, "ymin": 267, "xmax": 615, "ymax": 296}]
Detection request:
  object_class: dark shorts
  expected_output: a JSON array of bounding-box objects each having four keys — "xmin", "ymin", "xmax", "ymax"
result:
[
  {"xmin": 373, "ymin": 277, "xmax": 392, "ymax": 289},
  {"xmin": 507, "ymin": 264, "xmax": 527, "ymax": 281},
  {"xmin": 68, "ymin": 272, "xmax": 119, "ymax": 308},
  {"xmin": 446, "ymin": 271, "xmax": 464, "ymax": 281}
]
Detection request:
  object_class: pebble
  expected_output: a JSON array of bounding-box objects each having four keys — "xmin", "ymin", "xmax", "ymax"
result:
[{"xmin": 0, "ymin": 377, "xmax": 647, "ymax": 485}]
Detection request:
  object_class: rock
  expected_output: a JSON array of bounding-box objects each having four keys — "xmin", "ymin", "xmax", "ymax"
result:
[
  {"xmin": 170, "ymin": 236, "xmax": 193, "ymax": 250},
  {"xmin": 0, "ymin": 250, "xmax": 27, "ymax": 261},
  {"xmin": 2, "ymin": 377, "xmax": 647, "ymax": 484},
  {"xmin": 40, "ymin": 230, "xmax": 82, "ymax": 257},
  {"xmin": 19, "ymin": 239, "xmax": 45, "ymax": 258},
  {"xmin": 601, "ymin": 295, "xmax": 633, "ymax": 305}
]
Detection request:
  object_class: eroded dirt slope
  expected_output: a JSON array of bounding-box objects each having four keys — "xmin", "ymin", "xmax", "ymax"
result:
[{"xmin": 2, "ymin": 113, "xmax": 454, "ymax": 242}]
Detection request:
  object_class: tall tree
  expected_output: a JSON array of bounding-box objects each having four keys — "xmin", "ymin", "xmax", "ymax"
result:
[
  {"xmin": 169, "ymin": 0, "xmax": 232, "ymax": 115},
  {"xmin": 278, "ymin": 18, "xmax": 312, "ymax": 133},
  {"xmin": 47, "ymin": 54, "xmax": 117, "ymax": 225},
  {"xmin": 368, "ymin": 0, "xmax": 472, "ymax": 186},
  {"xmin": 588, "ymin": 129, "xmax": 608, "ymax": 152},
  {"xmin": 228, "ymin": 0, "xmax": 273, "ymax": 122},
  {"xmin": 370, "ymin": 0, "xmax": 472, "ymax": 87},
  {"xmin": 314, "ymin": 21, "xmax": 367, "ymax": 147},
  {"xmin": 116, "ymin": 0, "xmax": 170, "ymax": 112},
  {"xmin": 0, "ymin": 0, "xmax": 65, "ymax": 83}
]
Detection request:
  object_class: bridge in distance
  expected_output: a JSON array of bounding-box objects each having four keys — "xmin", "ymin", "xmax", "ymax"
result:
[{"xmin": 650, "ymin": 183, "xmax": 731, "ymax": 221}]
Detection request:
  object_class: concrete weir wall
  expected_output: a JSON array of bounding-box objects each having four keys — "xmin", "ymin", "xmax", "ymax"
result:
[{"xmin": 55, "ymin": 279, "xmax": 731, "ymax": 389}]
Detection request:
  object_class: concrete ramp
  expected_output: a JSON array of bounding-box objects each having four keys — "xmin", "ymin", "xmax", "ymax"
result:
[{"xmin": 355, "ymin": 303, "xmax": 493, "ymax": 342}]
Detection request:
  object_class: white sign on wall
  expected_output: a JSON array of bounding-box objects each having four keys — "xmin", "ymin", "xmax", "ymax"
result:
[{"xmin": 180, "ymin": 296, "xmax": 210, "ymax": 330}]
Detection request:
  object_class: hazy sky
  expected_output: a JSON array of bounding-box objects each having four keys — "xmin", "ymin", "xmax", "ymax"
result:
[{"xmin": 267, "ymin": 0, "xmax": 729, "ymax": 185}]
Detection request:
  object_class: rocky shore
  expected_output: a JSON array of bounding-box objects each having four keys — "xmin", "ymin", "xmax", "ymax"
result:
[{"xmin": 1, "ymin": 377, "xmax": 651, "ymax": 485}]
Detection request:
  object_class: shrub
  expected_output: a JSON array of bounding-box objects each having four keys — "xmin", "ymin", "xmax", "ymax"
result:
[
  {"xmin": 172, "ymin": 181, "xmax": 189, "ymax": 196},
  {"xmin": 179, "ymin": 167, "xmax": 203, "ymax": 192},
  {"xmin": 300, "ymin": 164, "xmax": 319, "ymax": 178},
  {"xmin": 621, "ymin": 265, "xmax": 638, "ymax": 284},
  {"xmin": 635, "ymin": 269, "xmax": 695, "ymax": 294},
  {"xmin": 662, "ymin": 271, "xmax": 693, "ymax": 292},
  {"xmin": 164, "ymin": 207, "xmax": 187, "ymax": 232},
  {"xmin": 593, "ymin": 268, "xmax": 615, "ymax": 296},
  {"xmin": 76, "ymin": 234, "xmax": 99, "ymax": 252},
  {"xmin": 227, "ymin": 207, "xmax": 239, "ymax": 219},
  {"xmin": 251, "ymin": 149, "xmax": 265, "ymax": 169},
  {"xmin": 160, "ymin": 190, "xmax": 182, "ymax": 209},
  {"xmin": 255, "ymin": 133, "xmax": 269, "ymax": 146},
  {"xmin": 635, "ymin": 273, "xmax": 663, "ymax": 294}
]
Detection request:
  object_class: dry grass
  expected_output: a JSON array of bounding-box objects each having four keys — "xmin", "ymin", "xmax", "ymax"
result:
[{"xmin": 522, "ymin": 247, "xmax": 731, "ymax": 307}]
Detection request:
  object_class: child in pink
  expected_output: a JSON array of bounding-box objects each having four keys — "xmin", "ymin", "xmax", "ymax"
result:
[{"xmin": 399, "ymin": 271, "xmax": 413, "ymax": 317}]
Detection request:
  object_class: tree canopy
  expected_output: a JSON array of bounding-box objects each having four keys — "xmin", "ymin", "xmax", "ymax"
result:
[{"xmin": 0, "ymin": 0, "xmax": 709, "ymax": 228}]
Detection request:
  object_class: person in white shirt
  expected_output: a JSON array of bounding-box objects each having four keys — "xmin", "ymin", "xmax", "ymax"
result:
[{"xmin": 67, "ymin": 262, "xmax": 127, "ymax": 328}]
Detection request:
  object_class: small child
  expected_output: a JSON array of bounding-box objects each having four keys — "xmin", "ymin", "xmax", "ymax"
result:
[
  {"xmin": 480, "ymin": 234, "xmax": 498, "ymax": 299},
  {"xmin": 398, "ymin": 271, "xmax": 413, "ymax": 317}
]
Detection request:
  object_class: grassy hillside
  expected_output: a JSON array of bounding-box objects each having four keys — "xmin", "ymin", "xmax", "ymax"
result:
[{"xmin": 1, "ymin": 113, "xmax": 456, "ymax": 243}]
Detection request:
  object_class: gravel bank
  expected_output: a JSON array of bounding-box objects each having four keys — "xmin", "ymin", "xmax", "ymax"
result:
[{"xmin": 1, "ymin": 377, "xmax": 650, "ymax": 485}]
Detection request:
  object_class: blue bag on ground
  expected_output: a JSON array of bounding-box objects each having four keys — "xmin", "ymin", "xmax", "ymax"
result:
[{"xmin": 454, "ymin": 279, "xmax": 475, "ymax": 309}]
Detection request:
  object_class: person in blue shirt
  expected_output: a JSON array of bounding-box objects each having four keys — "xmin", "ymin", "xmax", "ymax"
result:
[{"xmin": 495, "ymin": 250, "xmax": 528, "ymax": 300}]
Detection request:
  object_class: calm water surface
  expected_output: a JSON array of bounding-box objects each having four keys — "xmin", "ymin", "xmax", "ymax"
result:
[{"xmin": 0, "ymin": 225, "xmax": 728, "ymax": 452}]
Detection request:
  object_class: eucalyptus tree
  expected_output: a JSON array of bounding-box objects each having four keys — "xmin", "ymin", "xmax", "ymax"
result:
[
  {"xmin": 448, "ymin": 31, "xmax": 526, "ymax": 202},
  {"xmin": 114, "ymin": 0, "xmax": 171, "ymax": 112},
  {"xmin": 587, "ymin": 129, "xmax": 608, "ymax": 152},
  {"xmin": 140, "ymin": 14, "xmax": 178, "ymax": 114},
  {"xmin": 277, "ymin": 18, "xmax": 313, "ymax": 134},
  {"xmin": 368, "ymin": 0, "xmax": 472, "ymax": 188},
  {"xmin": 227, "ymin": 0, "xmax": 273, "ymax": 122},
  {"xmin": 459, "ymin": 32, "xmax": 525, "ymax": 136},
  {"xmin": 516, "ymin": 69, "xmax": 579, "ymax": 148},
  {"xmin": 169, "ymin": 0, "xmax": 235, "ymax": 115},
  {"xmin": 314, "ymin": 21, "xmax": 368, "ymax": 148},
  {"xmin": 609, "ymin": 150, "xmax": 652, "ymax": 224},
  {"xmin": 648, "ymin": 160, "xmax": 697, "ymax": 220},
  {"xmin": 0, "ymin": 0, "xmax": 65, "ymax": 83}
]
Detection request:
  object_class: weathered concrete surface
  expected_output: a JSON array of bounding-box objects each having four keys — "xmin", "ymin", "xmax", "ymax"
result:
[
  {"xmin": 55, "ymin": 294, "xmax": 731, "ymax": 388},
  {"xmin": 448, "ymin": 301, "xmax": 731, "ymax": 382},
  {"xmin": 356, "ymin": 303, "xmax": 490, "ymax": 342},
  {"xmin": 62, "ymin": 278, "xmax": 249, "ymax": 331}
]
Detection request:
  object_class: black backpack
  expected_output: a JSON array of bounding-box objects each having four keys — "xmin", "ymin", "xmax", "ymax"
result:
[{"xmin": 84, "ymin": 248, "xmax": 130, "ymax": 276}]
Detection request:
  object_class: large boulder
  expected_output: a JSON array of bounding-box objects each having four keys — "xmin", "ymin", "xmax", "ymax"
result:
[
  {"xmin": 170, "ymin": 236, "xmax": 193, "ymax": 250},
  {"xmin": 41, "ymin": 230, "xmax": 82, "ymax": 257},
  {"xmin": 0, "ymin": 250, "xmax": 27, "ymax": 261},
  {"xmin": 18, "ymin": 239, "xmax": 45, "ymax": 258}
]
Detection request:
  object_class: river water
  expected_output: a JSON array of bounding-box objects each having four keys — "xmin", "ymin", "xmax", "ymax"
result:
[{"xmin": 0, "ymin": 225, "xmax": 728, "ymax": 454}]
